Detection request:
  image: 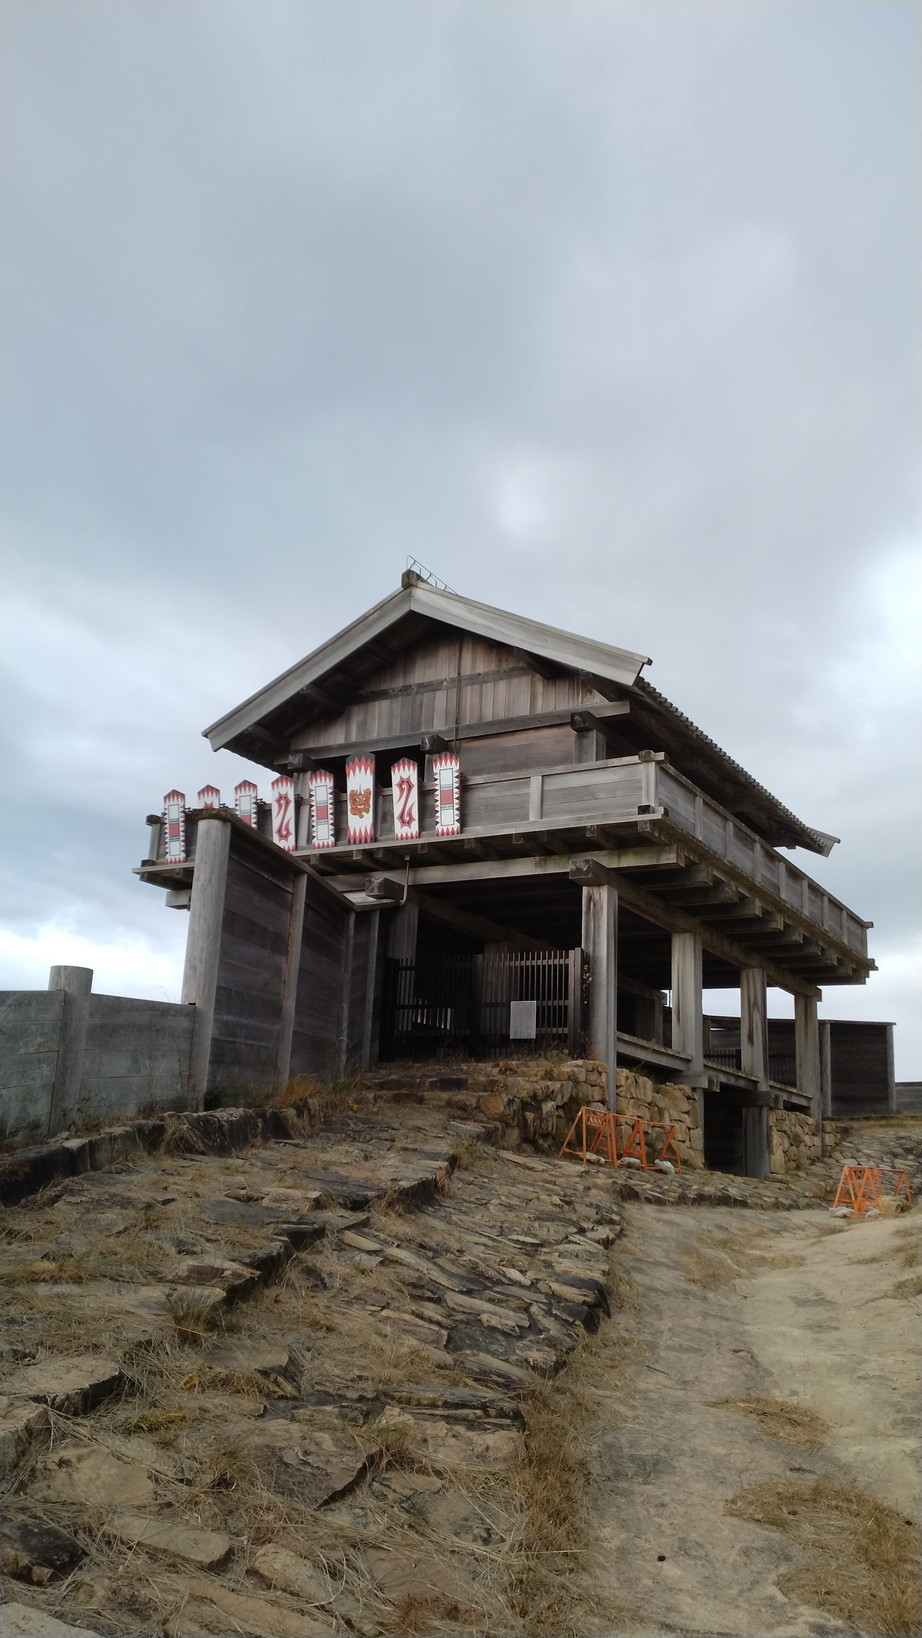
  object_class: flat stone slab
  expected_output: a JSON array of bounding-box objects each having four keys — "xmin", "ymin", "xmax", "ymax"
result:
[
  {"xmin": 2, "ymin": 1357, "xmax": 123, "ymax": 1416},
  {"xmin": 241, "ymin": 1422, "xmax": 370, "ymax": 1507},
  {"xmin": 0, "ymin": 1605, "xmax": 105, "ymax": 1638},
  {"xmin": 104, "ymin": 1514, "xmax": 232, "ymax": 1570},
  {"xmin": 30, "ymin": 1445, "xmax": 156, "ymax": 1510},
  {"xmin": 168, "ymin": 1577, "xmax": 333, "ymax": 1637},
  {"xmin": 0, "ymin": 1399, "xmax": 49, "ymax": 1479},
  {"xmin": 202, "ymin": 1339, "xmax": 302, "ymax": 1393},
  {"xmin": 378, "ymin": 1409, "xmax": 520, "ymax": 1471}
]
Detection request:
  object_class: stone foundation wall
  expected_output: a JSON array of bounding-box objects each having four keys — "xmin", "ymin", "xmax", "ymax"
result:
[
  {"xmin": 769, "ymin": 1109, "xmax": 821, "ymax": 1175},
  {"xmin": 426, "ymin": 1058, "xmax": 704, "ymax": 1169},
  {"xmin": 613, "ymin": 1069, "xmax": 705, "ymax": 1169}
]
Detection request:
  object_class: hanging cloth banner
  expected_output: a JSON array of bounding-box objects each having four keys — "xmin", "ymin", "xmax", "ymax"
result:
[
  {"xmin": 390, "ymin": 758, "xmax": 420, "ymax": 841},
  {"xmin": 432, "ymin": 752, "xmax": 461, "ymax": 836},
  {"xmin": 235, "ymin": 780, "xmax": 258, "ymax": 828},
  {"xmin": 162, "ymin": 790, "xmax": 187, "ymax": 863},
  {"xmin": 309, "ymin": 769, "xmax": 337, "ymax": 849},
  {"xmin": 198, "ymin": 785, "xmax": 221, "ymax": 808},
  {"xmin": 346, "ymin": 755, "xmax": 375, "ymax": 843},
  {"xmin": 271, "ymin": 775, "xmax": 296, "ymax": 850}
]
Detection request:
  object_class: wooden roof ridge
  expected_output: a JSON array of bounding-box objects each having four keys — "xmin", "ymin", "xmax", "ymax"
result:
[
  {"xmin": 630, "ymin": 676, "xmax": 839, "ymax": 857},
  {"xmin": 202, "ymin": 578, "xmax": 652, "ymax": 750}
]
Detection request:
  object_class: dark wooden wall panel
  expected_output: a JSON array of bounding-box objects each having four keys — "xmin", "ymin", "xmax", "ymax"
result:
[{"xmin": 829, "ymin": 1021, "xmax": 894, "ymax": 1115}]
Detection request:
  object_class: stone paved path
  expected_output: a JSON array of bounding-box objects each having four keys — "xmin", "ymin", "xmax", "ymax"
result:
[{"xmin": 1, "ymin": 1102, "xmax": 620, "ymax": 1636}]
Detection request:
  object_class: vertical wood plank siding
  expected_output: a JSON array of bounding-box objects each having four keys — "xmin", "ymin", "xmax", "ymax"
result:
[{"xmin": 293, "ymin": 635, "xmax": 597, "ymax": 751}]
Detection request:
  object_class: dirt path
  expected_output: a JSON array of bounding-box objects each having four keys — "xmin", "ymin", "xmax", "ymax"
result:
[{"xmin": 582, "ymin": 1203, "xmax": 921, "ymax": 1638}]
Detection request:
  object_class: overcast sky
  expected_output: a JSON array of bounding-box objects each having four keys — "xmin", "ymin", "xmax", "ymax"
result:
[{"xmin": 2, "ymin": 1, "xmax": 920, "ymax": 1074}]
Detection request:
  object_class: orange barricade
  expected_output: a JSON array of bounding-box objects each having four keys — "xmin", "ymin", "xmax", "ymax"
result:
[
  {"xmin": 832, "ymin": 1164, "xmax": 884, "ymax": 1218},
  {"xmin": 559, "ymin": 1106, "xmax": 617, "ymax": 1167},
  {"xmin": 649, "ymin": 1122, "xmax": 683, "ymax": 1173},
  {"xmin": 892, "ymin": 1170, "xmax": 913, "ymax": 1207},
  {"xmin": 617, "ymin": 1118, "xmax": 648, "ymax": 1170}
]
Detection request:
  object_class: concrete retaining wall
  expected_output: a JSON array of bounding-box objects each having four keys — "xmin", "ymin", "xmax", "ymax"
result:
[{"xmin": 0, "ymin": 969, "xmax": 196, "ymax": 1147}]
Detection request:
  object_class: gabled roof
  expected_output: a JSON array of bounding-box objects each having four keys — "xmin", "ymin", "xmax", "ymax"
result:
[
  {"xmin": 203, "ymin": 575, "xmax": 836, "ymax": 856},
  {"xmin": 203, "ymin": 575, "xmax": 652, "ymax": 752}
]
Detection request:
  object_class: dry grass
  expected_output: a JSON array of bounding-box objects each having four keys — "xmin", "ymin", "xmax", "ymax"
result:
[
  {"xmin": 725, "ymin": 1479, "xmax": 920, "ymax": 1637},
  {"xmin": 164, "ymin": 1285, "xmax": 223, "ymax": 1343},
  {"xmin": 505, "ymin": 1326, "xmax": 629, "ymax": 1638},
  {"xmin": 890, "ymin": 1270, "xmax": 922, "ymax": 1299},
  {"xmin": 710, "ymin": 1395, "xmax": 827, "ymax": 1448}
]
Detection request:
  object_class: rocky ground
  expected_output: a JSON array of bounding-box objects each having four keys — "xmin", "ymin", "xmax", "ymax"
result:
[{"xmin": 2, "ymin": 1089, "xmax": 919, "ymax": 1638}]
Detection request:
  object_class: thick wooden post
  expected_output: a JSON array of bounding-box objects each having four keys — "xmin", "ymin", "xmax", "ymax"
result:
[
  {"xmin": 819, "ymin": 1019, "xmax": 832, "ymax": 1118},
  {"xmin": 580, "ymin": 880, "xmax": 618, "ymax": 1111},
  {"xmin": 387, "ymin": 902, "xmax": 419, "ymax": 963},
  {"xmin": 671, "ymin": 930, "xmax": 704, "ymax": 1079},
  {"xmin": 795, "ymin": 991, "xmax": 822, "ymax": 1148},
  {"xmin": 740, "ymin": 967, "xmax": 769, "ymax": 1088},
  {"xmin": 275, "ymin": 871, "xmax": 307, "ymax": 1090},
  {"xmin": 740, "ymin": 968, "xmax": 770, "ymax": 1178},
  {"xmin": 182, "ymin": 814, "xmax": 231, "ymax": 1106},
  {"xmin": 360, "ymin": 911, "xmax": 381, "ymax": 1071},
  {"xmin": 46, "ymin": 965, "xmax": 93, "ymax": 1138},
  {"xmin": 337, "ymin": 913, "xmax": 355, "ymax": 1078}
]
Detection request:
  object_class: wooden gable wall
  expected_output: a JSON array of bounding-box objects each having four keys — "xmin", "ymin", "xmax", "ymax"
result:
[{"xmin": 291, "ymin": 629, "xmax": 603, "ymax": 763}]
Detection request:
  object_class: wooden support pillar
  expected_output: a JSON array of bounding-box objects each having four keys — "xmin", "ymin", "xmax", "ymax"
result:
[
  {"xmin": 795, "ymin": 991, "xmax": 822, "ymax": 1151},
  {"xmin": 819, "ymin": 1019, "xmax": 832, "ymax": 1119},
  {"xmin": 670, "ymin": 930, "xmax": 704, "ymax": 1079},
  {"xmin": 46, "ymin": 965, "xmax": 93, "ymax": 1138},
  {"xmin": 360, "ymin": 910, "xmax": 382, "ymax": 1071},
  {"xmin": 337, "ymin": 912, "xmax": 355, "ymax": 1078},
  {"xmin": 740, "ymin": 967, "xmax": 770, "ymax": 1179},
  {"xmin": 387, "ymin": 901, "xmax": 419, "ymax": 963},
  {"xmin": 182, "ymin": 814, "xmax": 231, "ymax": 1106},
  {"xmin": 275, "ymin": 872, "xmax": 307, "ymax": 1091},
  {"xmin": 579, "ymin": 875, "xmax": 618, "ymax": 1111},
  {"xmin": 740, "ymin": 967, "xmax": 769, "ymax": 1089}
]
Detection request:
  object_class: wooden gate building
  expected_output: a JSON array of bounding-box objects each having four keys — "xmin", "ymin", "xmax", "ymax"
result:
[{"xmin": 137, "ymin": 572, "xmax": 876, "ymax": 1176}]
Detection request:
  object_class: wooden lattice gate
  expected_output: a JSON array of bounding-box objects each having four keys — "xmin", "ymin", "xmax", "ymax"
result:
[{"xmin": 381, "ymin": 948, "xmax": 586, "ymax": 1060}]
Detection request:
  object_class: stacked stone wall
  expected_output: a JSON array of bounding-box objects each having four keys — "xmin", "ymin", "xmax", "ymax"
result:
[
  {"xmin": 416, "ymin": 1058, "xmax": 704, "ymax": 1169},
  {"xmin": 769, "ymin": 1109, "xmax": 821, "ymax": 1175}
]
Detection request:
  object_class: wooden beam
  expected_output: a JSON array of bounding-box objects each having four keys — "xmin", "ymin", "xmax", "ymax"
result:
[
  {"xmin": 361, "ymin": 844, "xmax": 681, "ymax": 891},
  {"xmin": 412, "ymin": 886, "xmax": 553, "ymax": 950}
]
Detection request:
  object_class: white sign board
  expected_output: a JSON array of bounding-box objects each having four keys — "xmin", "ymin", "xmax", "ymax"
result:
[{"xmin": 509, "ymin": 1000, "xmax": 537, "ymax": 1040}]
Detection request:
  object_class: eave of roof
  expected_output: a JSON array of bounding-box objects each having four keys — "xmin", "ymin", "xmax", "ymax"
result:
[{"xmin": 629, "ymin": 677, "xmax": 838, "ymax": 856}]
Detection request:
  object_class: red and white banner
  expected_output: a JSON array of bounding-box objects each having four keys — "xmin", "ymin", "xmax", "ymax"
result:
[
  {"xmin": 346, "ymin": 755, "xmax": 375, "ymax": 844},
  {"xmin": 271, "ymin": 775, "xmax": 296, "ymax": 850},
  {"xmin": 432, "ymin": 752, "xmax": 461, "ymax": 836},
  {"xmin": 308, "ymin": 769, "xmax": 336, "ymax": 849},
  {"xmin": 162, "ymin": 790, "xmax": 187, "ymax": 863},
  {"xmin": 235, "ymin": 780, "xmax": 258, "ymax": 828},
  {"xmin": 198, "ymin": 785, "xmax": 221, "ymax": 808},
  {"xmin": 390, "ymin": 758, "xmax": 420, "ymax": 841}
]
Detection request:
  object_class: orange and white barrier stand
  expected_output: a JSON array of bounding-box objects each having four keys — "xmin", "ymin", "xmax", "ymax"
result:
[
  {"xmin": 559, "ymin": 1106, "xmax": 618, "ymax": 1167},
  {"xmin": 648, "ymin": 1121, "xmax": 683, "ymax": 1173},
  {"xmin": 617, "ymin": 1118, "xmax": 648, "ymax": 1170},
  {"xmin": 892, "ymin": 1170, "xmax": 913, "ymax": 1207},
  {"xmin": 831, "ymin": 1164, "xmax": 885, "ymax": 1219}
]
